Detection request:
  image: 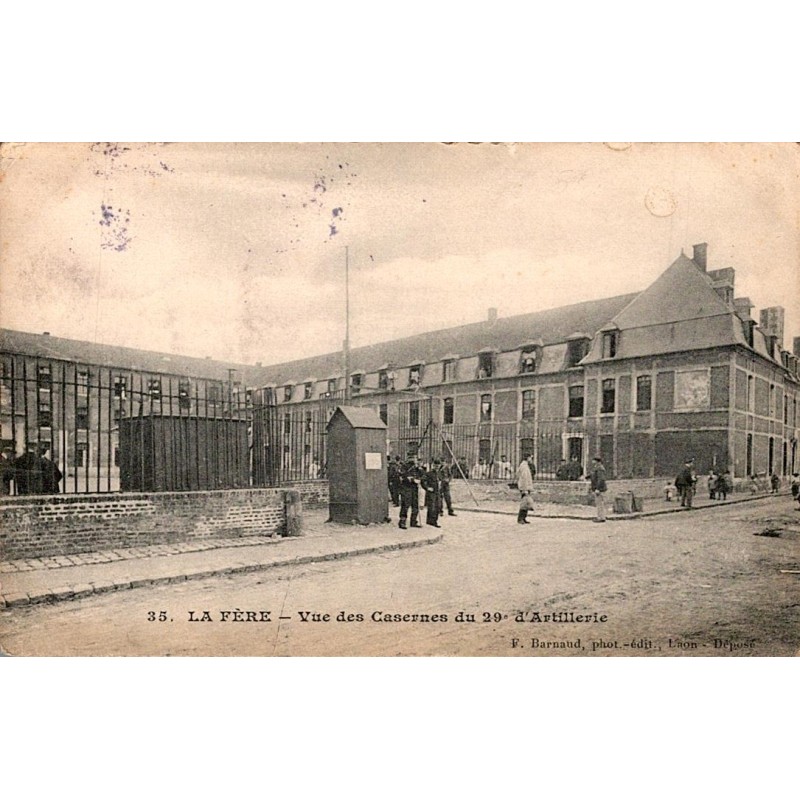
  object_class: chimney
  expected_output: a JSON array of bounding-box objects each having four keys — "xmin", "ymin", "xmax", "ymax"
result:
[
  {"xmin": 733, "ymin": 297, "xmax": 753, "ymax": 321},
  {"xmin": 692, "ymin": 242, "xmax": 708, "ymax": 270},
  {"xmin": 255, "ymin": 361, "xmax": 262, "ymax": 367},
  {"xmin": 488, "ymin": 307, "xmax": 498, "ymax": 323},
  {"xmin": 42, "ymin": 331, "xmax": 50, "ymax": 336},
  {"xmin": 759, "ymin": 307, "xmax": 785, "ymax": 349}
]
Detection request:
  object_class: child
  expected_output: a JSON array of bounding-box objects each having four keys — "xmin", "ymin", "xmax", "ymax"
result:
[{"xmin": 663, "ymin": 482, "xmax": 675, "ymax": 502}]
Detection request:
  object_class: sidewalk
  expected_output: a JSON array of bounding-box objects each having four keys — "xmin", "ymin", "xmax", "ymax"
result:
[
  {"xmin": 454, "ymin": 490, "xmax": 794, "ymax": 520},
  {"xmin": 0, "ymin": 510, "xmax": 442, "ymax": 609}
]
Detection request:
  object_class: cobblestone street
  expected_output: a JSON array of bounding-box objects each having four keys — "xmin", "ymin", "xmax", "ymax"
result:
[{"xmin": 2, "ymin": 494, "xmax": 798, "ymax": 656}]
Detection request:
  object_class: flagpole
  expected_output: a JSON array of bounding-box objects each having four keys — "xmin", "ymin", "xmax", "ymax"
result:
[{"xmin": 344, "ymin": 245, "xmax": 351, "ymax": 402}]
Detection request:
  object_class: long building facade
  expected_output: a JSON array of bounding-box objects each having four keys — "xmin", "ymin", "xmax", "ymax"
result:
[{"xmin": 1, "ymin": 243, "xmax": 799, "ymax": 492}]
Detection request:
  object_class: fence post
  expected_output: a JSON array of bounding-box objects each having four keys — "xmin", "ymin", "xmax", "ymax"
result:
[{"xmin": 283, "ymin": 488, "xmax": 303, "ymax": 536}]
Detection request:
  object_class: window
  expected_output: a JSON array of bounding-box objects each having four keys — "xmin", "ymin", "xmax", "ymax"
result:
[
  {"xmin": 77, "ymin": 371, "xmax": 90, "ymax": 396},
  {"xmin": 408, "ymin": 365, "xmax": 422, "ymax": 387},
  {"xmin": 443, "ymin": 360, "xmax": 456, "ymax": 382},
  {"xmin": 304, "ymin": 383, "xmax": 313, "ymax": 400},
  {"xmin": 305, "ymin": 411, "xmax": 313, "ymax": 433},
  {"xmin": 747, "ymin": 375, "xmax": 754, "ymax": 411},
  {"xmin": 477, "ymin": 352, "xmax": 494, "ymax": 379},
  {"xmin": 784, "ymin": 395, "xmax": 789, "ymax": 425},
  {"xmin": 207, "ymin": 383, "xmax": 222, "ymax": 403},
  {"xmin": 379, "ymin": 404, "xmax": 388, "ymax": 424},
  {"xmin": 480, "ymin": 394, "xmax": 492, "ymax": 421},
  {"xmin": 520, "ymin": 351, "xmax": 537, "ymax": 374},
  {"xmin": 602, "ymin": 331, "xmax": 619, "ymax": 358},
  {"xmin": 284, "ymin": 385, "xmax": 293, "ymax": 402},
  {"xmin": 74, "ymin": 442, "xmax": 88, "ymax": 468},
  {"xmin": 37, "ymin": 365, "xmax": 52, "ymax": 389},
  {"xmin": 350, "ymin": 374, "xmax": 362, "ymax": 395},
  {"xmin": 283, "ymin": 416, "xmax": 291, "ymax": 435},
  {"xmin": 38, "ymin": 403, "xmax": 52, "ymax": 428},
  {"xmin": 568, "ymin": 385, "xmax": 584, "ymax": 418},
  {"xmin": 601, "ymin": 378, "xmax": 616, "ymax": 414},
  {"xmin": 147, "ymin": 377, "xmax": 161, "ymax": 399},
  {"xmin": 521, "ymin": 390, "xmax": 535, "ymax": 420},
  {"xmin": 443, "ymin": 397, "xmax": 454, "ymax": 425},
  {"xmin": 327, "ymin": 378, "xmax": 338, "ymax": 395},
  {"xmin": 408, "ymin": 401, "xmax": 420, "ymax": 427},
  {"xmin": 378, "ymin": 370, "xmax": 389, "ymax": 390},
  {"xmin": 769, "ymin": 384, "xmax": 775, "ymax": 417},
  {"xmin": 179, "ymin": 379, "xmax": 191, "ymax": 409},
  {"xmin": 566, "ymin": 338, "xmax": 589, "ymax": 367},
  {"xmin": 76, "ymin": 408, "xmax": 89, "ymax": 430},
  {"xmin": 636, "ymin": 375, "xmax": 652, "ymax": 411},
  {"xmin": 114, "ymin": 376, "xmax": 127, "ymax": 399}
]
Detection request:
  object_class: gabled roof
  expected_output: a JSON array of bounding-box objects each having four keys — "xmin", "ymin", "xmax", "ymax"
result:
[
  {"xmin": 611, "ymin": 254, "xmax": 732, "ymax": 329},
  {"xmin": 0, "ymin": 328, "xmax": 264, "ymax": 384},
  {"xmin": 255, "ymin": 292, "xmax": 638, "ymax": 386},
  {"xmin": 328, "ymin": 406, "xmax": 386, "ymax": 430}
]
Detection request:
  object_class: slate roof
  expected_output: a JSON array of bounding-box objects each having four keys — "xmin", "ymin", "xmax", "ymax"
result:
[
  {"xmin": 328, "ymin": 406, "xmax": 387, "ymax": 430},
  {"xmin": 0, "ymin": 328, "xmax": 264, "ymax": 384},
  {"xmin": 254, "ymin": 292, "xmax": 639, "ymax": 386}
]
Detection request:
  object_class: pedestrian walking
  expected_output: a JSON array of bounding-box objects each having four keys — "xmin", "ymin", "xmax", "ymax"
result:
[
  {"xmin": 438, "ymin": 460, "xmax": 456, "ymax": 516},
  {"xmin": 421, "ymin": 458, "xmax": 443, "ymax": 527},
  {"xmin": 707, "ymin": 470, "xmax": 717, "ymax": 500},
  {"xmin": 770, "ymin": 473, "xmax": 780, "ymax": 494},
  {"xmin": 589, "ymin": 456, "xmax": 608, "ymax": 523},
  {"xmin": 515, "ymin": 454, "xmax": 536, "ymax": 524},
  {"xmin": 398, "ymin": 455, "xmax": 423, "ymax": 530},
  {"xmin": 676, "ymin": 458, "xmax": 697, "ymax": 508}
]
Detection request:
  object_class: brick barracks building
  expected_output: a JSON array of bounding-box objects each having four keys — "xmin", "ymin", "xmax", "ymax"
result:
[{"xmin": 2, "ymin": 243, "xmax": 799, "ymax": 491}]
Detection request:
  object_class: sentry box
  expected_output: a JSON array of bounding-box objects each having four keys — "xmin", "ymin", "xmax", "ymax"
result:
[{"xmin": 326, "ymin": 406, "xmax": 388, "ymax": 524}]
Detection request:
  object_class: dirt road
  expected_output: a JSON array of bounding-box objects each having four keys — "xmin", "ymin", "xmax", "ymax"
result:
[{"xmin": 2, "ymin": 496, "xmax": 798, "ymax": 656}]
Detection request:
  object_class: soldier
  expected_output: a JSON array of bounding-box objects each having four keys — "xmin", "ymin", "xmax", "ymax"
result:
[
  {"xmin": 438, "ymin": 459, "xmax": 457, "ymax": 517},
  {"xmin": 421, "ymin": 458, "xmax": 443, "ymax": 527},
  {"xmin": 387, "ymin": 455, "xmax": 402, "ymax": 507},
  {"xmin": 675, "ymin": 458, "xmax": 697, "ymax": 508},
  {"xmin": 398, "ymin": 455, "xmax": 423, "ymax": 530}
]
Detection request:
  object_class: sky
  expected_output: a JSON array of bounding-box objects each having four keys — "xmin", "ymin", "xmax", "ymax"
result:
[{"xmin": 1, "ymin": 142, "xmax": 798, "ymax": 367}]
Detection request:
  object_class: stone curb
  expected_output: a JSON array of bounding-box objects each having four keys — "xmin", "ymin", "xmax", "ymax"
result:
[
  {"xmin": 0, "ymin": 534, "xmax": 443, "ymax": 609},
  {"xmin": 453, "ymin": 492, "xmax": 788, "ymax": 521}
]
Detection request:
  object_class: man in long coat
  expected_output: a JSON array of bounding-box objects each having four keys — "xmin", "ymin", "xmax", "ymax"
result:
[
  {"xmin": 398, "ymin": 455, "xmax": 423, "ymax": 530},
  {"xmin": 421, "ymin": 458, "xmax": 443, "ymax": 528},
  {"xmin": 516, "ymin": 455, "xmax": 536, "ymax": 524}
]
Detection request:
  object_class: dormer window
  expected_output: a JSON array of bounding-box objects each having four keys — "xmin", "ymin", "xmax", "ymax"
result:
[
  {"xmin": 408, "ymin": 364, "xmax": 422, "ymax": 387},
  {"xmin": 566, "ymin": 335, "xmax": 590, "ymax": 368},
  {"xmin": 602, "ymin": 331, "xmax": 619, "ymax": 358},
  {"xmin": 304, "ymin": 382, "xmax": 313, "ymax": 400},
  {"xmin": 327, "ymin": 378, "xmax": 338, "ymax": 395},
  {"xmin": 442, "ymin": 359, "xmax": 456, "ymax": 382},
  {"xmin": 283, "ymin": 385, "xmax": 293, "ymax": 402},
  {"xmin": 350, "ymin": 372, "xmax": 363, "ymax": 395},
  {"xmin": 477, "ymin": 351, "xmax": 494, "ymax": 379}
]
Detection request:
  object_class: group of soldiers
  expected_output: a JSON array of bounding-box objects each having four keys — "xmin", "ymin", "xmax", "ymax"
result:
[{"xmin": 387, "ymin": 455, "xmax": 457, "ymax": 530}]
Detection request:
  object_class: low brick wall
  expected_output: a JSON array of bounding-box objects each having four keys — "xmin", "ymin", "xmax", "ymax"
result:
[
  {"xmin": 0, "ymin": 489, "xmax": 289, "ymax": 561},
  {"xmin": 284, "ymin": 479, "xmax": 329, "ymax": 509}
]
